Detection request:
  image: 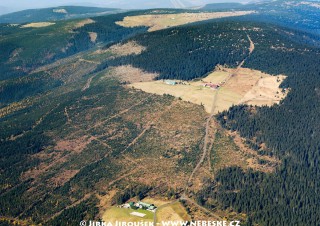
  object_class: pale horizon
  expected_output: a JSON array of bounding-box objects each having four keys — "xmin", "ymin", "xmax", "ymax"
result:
[{"xmin": 0, "ymin": 0, "xmax": 251, "ymax": 15}]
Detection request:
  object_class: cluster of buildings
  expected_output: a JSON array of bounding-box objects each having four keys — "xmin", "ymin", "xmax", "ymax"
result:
[
  {"xmin": 120, "ymin": 201, "xmax": 157, "ymax": 212},
  {"xmin": 165, "ymin": 80, "xmax": 177, "ymax": 85},
  {"xmin": 164, "ymin": 80, "xmax": 190, "ymax": 86},
  {"xmin": 202, "ymin": 82, "xmax": 220, "ymax": 90},
  {"xmin": 164, "ymin": 79, "xmax": 221, "ymax": 90}
]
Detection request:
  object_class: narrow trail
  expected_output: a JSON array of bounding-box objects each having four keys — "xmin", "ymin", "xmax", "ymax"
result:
[
  {"xmin": 64, "ymin": 107, "xmax": 72, "ymax": 123},
  {"xmin": 238, "ymin": 34, "xmax": 255, "ymax": 69},
  {"xmin": 207, "ymin": 127, "xmax": 216, "ymax": 173},
  {"xmin": 108, "ymin": 167, "xmax": 141, "ymax": 186},
  {"xmin": 82, "ymin": 76, "xmax": 94, "ymax": 91},
  {"xmin": 187, "ymin": 34, "xmax": 255, "ymax": 185},
  {"xmin": 79, "ymin": 58, "xmax": 100, "ymax": 65},
  {"xmin": 122, "ymin": 125, "xmax": 152, "ymax": 153}
]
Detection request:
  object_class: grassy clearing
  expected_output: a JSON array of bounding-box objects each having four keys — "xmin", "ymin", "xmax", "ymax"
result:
[
  {"xmin": 156, "ymin": 202, "xmax": 191, "ymax": 222},
  {"xmin": 21, "ymin": 22, "xmax": 55, "ymax": 28},
  {"xmin": 142, "ymin": 197, "xmax": 171, "ymax": 207},
  {"xmin": 239, "ymin": 75, "xmax": 287, "ymax": 106},
  {"xmin": 108, "ymin": 41, "xmax": 146, "ymax": 57},
  {"xmin": 74, "ymin": 18, "xmax": 95, "ymax": 29},
  {"xmin": 116, "ymin": 11, "xmax": 255, "ymax": 32},
  {"xmin": 131, "ymin": 80, "xmax": 217, "ymax": 113},
  {"xmin": 102, "ymin": 207, "xmax": 153, "ymax": 223},
  {"xmin": 109, "ymin": 65, "xmax": 158, "ymax": 83},
  {"xmin": 131, "ymin": 67, "xmax": 287, "ymax": 114}
]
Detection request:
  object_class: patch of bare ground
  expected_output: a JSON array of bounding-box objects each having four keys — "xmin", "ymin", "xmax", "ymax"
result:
[
  {"xmin": 239, "ymin": 75, "xmax": 288, "ymax": 106},
  {"xmin": 181, "ymin": 196, "xmax": 247, "ymax": 222},
  {"xmin": 44, "ymin": 59, "xmax": 97, "ymax": 83},
  {"xmin": 154, "ymin": 101, "xmax": 207, "ymax": 147},
  {"xmin": 74, "ymin": 19, "xmax": 95, "ymax": 29},
  {"xmin": 229, "ymin": 131, "xmax": 280, "ymax": 173},
  {"xmin": 88, "ymin": 32, "xmax": 98, "ymax": 42},
  {"xmin": 96, "ymin": 41, "xmax": 146, "ymax": 56},
  {"xmin": 189, "ymin": 166, "xmax": 214, "ymax": 193},
  {"xmin": 109, "ymin": 65, "xmax": 158, "ymax": 83},
  {"xmin": 21, "ymin": 22, "xmax": 55, "ymax": 28},
  {"xmin": 156, "ymin": 201, "xmax": 191, "ymax": 222},
  {"xmin": 212, "ymin": 126, "xmax": 280, "ymax": 173},
  {"xmin": 123, "ymin": 157, "xmax": 187, "ymax": 189},
  {"xmin": 8, "ymin": 48, "xmax": 22, "ymax": 62},
  {"xmin": 21, "ymin": 136, "xmax": 94, "ymax": 183},
  {"xmin": 187, "ymin": 118, "xmax": 217, "ymax": 192},
  {"xmin": 0, "ymin": 99, "xmax": 33, "ymax": 118},
  {"xmin": 21, "ymin": 150, "xmax": 67, "ymax": 183},
  {"xmin": 116, "ymin": 11, "xmax": 255, "ymax": 32},
  {"xmin": 55, "ymin": 136, "xmax": 94, "ymax": 153},
  {"xmin": 211, "ymin": 130, "xmax": 247, "ymax": 171}
]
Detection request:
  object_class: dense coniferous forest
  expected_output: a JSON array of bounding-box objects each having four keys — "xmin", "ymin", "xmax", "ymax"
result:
[
  {"xmin": 89, "ymin": 18, "xmax": 320, "ymax": 226},
  {"xmin": 203, "ymin": 0, "xmax": 320, "ymax": 36},
  {"xmin": 0, "ymin": 6, "xmax": 119, "ymax": 23},
  {"xmin": 194, "ymin": 23, "xmax": 320, "ymax": 226},
  {"xmin": 97, "ymin": 21, "xmax": 320, "ymax": 82},
  {"xmin": 0, "ymin": 13, "xmax": 148, "ymax": 106},
  {"xmin": 107, "ymin": 22, "xmax": 250, "ymax": 80},
  {"xmin": 0, "ymin": 13, "xmax": 146, "ymax": 81}
]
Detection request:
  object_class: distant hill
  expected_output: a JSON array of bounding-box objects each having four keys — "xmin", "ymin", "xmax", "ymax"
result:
[
  {"xmin": 201, "ymin": 2, "xmax": 245, "ymax": 10},
  {"xmin": 201, "ymin": 0, "xmax": 320, "ymax": 35},
  {"xmin": 0, "ymin": 6, "xmax": 121, "ymax": 24}
]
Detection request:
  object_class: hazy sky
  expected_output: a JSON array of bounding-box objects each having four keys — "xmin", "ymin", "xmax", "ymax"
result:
[{"xmin": 0, "ymin": 0, "xmax": 249, "ymax": 14}]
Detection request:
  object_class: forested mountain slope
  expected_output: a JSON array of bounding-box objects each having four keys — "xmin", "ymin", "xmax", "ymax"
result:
[
  {"xmin": 0, "ymin": 50, "xmax": 208, "ymax": 225},
  {"xmin": 0, "ymin": 6, "xmax": 320, "ymax": 225},
  {"xmin": 97, "ymin": 20, "xmax": 320, "ymax": 81},
  {"xmin": 92, "ymin": 18, "xmax": 320, "ymax": 225},
  {"xmin": 203, "ymin": 0, "xmax": 320, "ymax": 36},
  {"xmin": 0, "ymin": 6, "xmax": 120, "ymax": 24}
]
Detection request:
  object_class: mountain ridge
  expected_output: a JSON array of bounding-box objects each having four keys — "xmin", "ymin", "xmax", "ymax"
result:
[{"xmin": 0, "ymin": 6, "xmax": 122, "ymax": 23}]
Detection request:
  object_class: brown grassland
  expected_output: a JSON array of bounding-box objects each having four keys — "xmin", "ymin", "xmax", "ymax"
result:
[
  {"xmin": 116, "ymin": 11, "xmax": 255, "ymax": 32},
  {"xmin": 21, "ymin": 22, "xmax": 55, "ymax": 28},
  {"xmin": 130, "ymin": 67, "xmax": 288, "ymax": 114}
]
